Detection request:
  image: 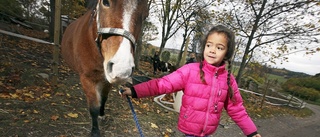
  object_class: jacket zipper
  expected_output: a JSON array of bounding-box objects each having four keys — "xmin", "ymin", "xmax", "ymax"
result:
[
  {"xmin": 202, "ymin": 71, "xmax": 218, "ymax": 134},
  {"xmin": 214, "ymin": 71, "xmax": 219, "ymax": 113}
]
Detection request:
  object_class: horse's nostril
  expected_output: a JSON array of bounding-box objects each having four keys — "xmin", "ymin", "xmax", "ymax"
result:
[{"xmin": 107, "ymin": 62, "xmax": 114, "ymax": 73}]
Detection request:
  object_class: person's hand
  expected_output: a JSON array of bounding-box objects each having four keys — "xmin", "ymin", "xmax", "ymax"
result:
[{"xmin": 119, "ymin": 87, "xmax": 132, "ymax": 98}]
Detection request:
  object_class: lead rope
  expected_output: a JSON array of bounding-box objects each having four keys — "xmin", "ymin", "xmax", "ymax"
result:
[{"xmin": 119, "ymin": 88, "xmax": 144, "ymax": 137}]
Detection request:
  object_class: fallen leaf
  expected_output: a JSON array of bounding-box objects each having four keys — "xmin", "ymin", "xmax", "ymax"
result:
[
  {"xmin": 0, "ymin": 93, "xmax": 11, "ymax": 98},
  {"xmin": 67, "ymin": 113, "xmax": 78, "ymax": 118},
  {"xmin": 55, "ymin": 92, "xmax": 64, "ymax": 96},
  {"xmin": 43, "ymin": 93, "xmax": 51, "ymax": 97},
  {"xmin": 24, "ymin": 93, "xmax": 34, "ymax": 98},
  {"xmin": 51, "ymin": 115, "xmax": 59, "ymax": 121},
  {"xmin": 33, "ymin": 110, "xmax": 39, "ymax": 114},
  {"xmin": 10, "ymin": 93, "xmax": 19, "ymax": 99},
  {"xmin": 150, "ymin": 123, "xmax": 158, "ymax": 129}
]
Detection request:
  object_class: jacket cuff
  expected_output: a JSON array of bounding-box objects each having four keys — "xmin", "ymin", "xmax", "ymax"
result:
[
  {"xmin": 247, "ymin": 131, "xmax": 258, "ymax": 137},
  {"xmin": 130, "ymin": 87, "xmax": 137, "ymax": 98}
]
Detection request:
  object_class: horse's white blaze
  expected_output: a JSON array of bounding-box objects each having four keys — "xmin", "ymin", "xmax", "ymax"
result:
[
  {"xmin": 104, "ymin": 39, "xmax": 134, "ymax": 82},
  {"xmin": 104, "ymin": 1, "xmax": 138, "ymax": 83}
]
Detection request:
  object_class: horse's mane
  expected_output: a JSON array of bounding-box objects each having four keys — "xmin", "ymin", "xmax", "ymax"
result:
[
  {"xmin": 86, "ymin": 0, "xmax": 98, "ymax": 10},
  {"xmin": 85, "ymin": 0, "xmax": 98, "ymax": 25}
]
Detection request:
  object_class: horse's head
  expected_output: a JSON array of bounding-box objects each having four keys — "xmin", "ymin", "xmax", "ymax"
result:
[{"xmin": 93, "ymin": 0, "xmax": 149, "ymax": 83}]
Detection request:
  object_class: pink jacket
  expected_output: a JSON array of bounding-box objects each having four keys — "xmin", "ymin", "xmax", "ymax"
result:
[{"xmin": 133, "ymin": 60, "xmax": 257, "ymax": 136}]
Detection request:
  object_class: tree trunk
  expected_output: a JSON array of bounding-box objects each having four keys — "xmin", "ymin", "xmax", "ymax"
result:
[
  {"xmin": 179, "ymin": 36, "xmax": 189, "ymax": 67},
  {"xmin": 235, "ymin": 0, "xmax": 267, "ymax": 86}
]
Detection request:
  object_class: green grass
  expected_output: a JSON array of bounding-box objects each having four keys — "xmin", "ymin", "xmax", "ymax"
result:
[{"xmin": 267, "ymin": 74, "xmax": 287, "ymax": 84}]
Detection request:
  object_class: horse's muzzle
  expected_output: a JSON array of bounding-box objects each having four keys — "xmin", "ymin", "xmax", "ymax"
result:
[{"xmin": 105, "ymin": 61, "xmax": 134, "ymax": 84}]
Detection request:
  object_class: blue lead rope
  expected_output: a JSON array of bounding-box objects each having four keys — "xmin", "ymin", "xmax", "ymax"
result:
[{"xmin": 120, "ymin": 88, "xmax": 144, "ymax": 137}]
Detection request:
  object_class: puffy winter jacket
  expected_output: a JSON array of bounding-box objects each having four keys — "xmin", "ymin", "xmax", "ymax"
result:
[{"xmin": 133, "ymin": 60, "xmax": 257, "ymax": 136}]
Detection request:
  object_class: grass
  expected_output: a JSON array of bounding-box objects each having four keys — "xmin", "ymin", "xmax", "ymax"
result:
[{"xmin": 267, "ymin": 74, "xmax": 287, "ymax": 84}]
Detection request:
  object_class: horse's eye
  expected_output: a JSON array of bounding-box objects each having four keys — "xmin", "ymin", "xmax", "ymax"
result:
[{"xmin": 103, "ymin": 0, "xmax": 110, "ymax": 6}]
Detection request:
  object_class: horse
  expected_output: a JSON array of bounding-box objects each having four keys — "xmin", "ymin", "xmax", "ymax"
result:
[{"xmin": 60, "ymin": 0, "xmax": 149, "ymax": 136}]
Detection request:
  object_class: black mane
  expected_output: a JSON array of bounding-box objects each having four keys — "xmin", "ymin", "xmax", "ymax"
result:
[{"xmin": 86, "ymin": 0, "xmax": 98, "ymax": 10}]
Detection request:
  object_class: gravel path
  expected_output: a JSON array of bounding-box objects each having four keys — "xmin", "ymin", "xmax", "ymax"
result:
[{"xmin": 213, "ymin": 103, "xmax": 320, "ymax": 137}]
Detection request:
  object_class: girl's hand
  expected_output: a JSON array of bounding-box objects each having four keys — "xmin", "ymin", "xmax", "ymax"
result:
[{"xmin": 119, "ymin": 87, "xmax": 132, "ymax": 98}]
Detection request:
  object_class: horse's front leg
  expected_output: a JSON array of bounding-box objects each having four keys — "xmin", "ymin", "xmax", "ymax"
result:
[
  {"xmin": 99, "ymin": 83, "xmax": 111, "ymax": 116},
  {"xmin": 80, "ymin": 76, "xmax": 102, "ymax": 137}
]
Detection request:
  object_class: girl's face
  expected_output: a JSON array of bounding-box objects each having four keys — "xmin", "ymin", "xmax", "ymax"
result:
[{"xmin": 203, "ymin": 32, "xmax": 228, "ymax": 67}]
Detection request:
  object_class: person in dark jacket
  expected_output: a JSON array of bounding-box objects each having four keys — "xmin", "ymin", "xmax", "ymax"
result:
[
  {"xmin": 152, "ymin": 51, "xmax": 160, "ymax": 74},
  {"xmin": 186, "ymin": 52, "xmax": 197, "ymax": 64}
]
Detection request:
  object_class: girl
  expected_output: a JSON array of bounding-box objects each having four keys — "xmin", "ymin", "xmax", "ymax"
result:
[{"xmin": 121, "ymin": 25, "xmax": 261, "ymax": 137}]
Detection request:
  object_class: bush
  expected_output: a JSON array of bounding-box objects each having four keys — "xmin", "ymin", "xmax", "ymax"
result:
[
  {"xmin": 161, "ymin": 51, "xmax": 170, "ymax": 62},
  {"xmin": 282, "ymin": 77, "xmax": 320, "ymax": 101}
]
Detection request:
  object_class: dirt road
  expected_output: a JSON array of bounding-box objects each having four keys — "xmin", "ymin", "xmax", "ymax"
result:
[{"xmin": 213, "ymin": 103, "xmax": 320, "ymax": 137}]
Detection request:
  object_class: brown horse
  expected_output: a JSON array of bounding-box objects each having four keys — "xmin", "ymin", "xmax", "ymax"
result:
[{"xmin": 61, "ymin": 0, "xmax": 149, "ymax": 136}]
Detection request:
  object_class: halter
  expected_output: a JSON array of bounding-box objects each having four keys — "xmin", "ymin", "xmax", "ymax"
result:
[
  {"xmin": 98, "ymin": 28, "xmax": 136, "ymax": 45},
  {"xmin": 96, "ymin": 28, "xmax": 136, "ymax": 53},
  {"xmin": 94, "ymin": 4, "xmax": 137, "ymax": 55}
]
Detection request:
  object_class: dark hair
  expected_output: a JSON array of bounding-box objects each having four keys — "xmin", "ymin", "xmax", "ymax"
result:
[{"xmin": 199, "ymin": 25, "xmax": 235, "ymax": 99}]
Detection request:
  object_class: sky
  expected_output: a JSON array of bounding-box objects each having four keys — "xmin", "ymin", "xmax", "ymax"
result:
[{"xmin": 271, "ymin": 51, "xmax": 320, "ymax": 76}]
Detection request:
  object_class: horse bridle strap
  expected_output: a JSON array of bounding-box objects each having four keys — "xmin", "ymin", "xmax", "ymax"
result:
[{"xmin": 97, "ymin": 28, "xmax": 136, "ymax": 46}]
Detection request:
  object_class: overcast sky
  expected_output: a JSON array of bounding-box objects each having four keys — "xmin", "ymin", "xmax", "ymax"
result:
[{"xmin": 271, "ymin": 51, "xmax": 320, "ymax": 76}]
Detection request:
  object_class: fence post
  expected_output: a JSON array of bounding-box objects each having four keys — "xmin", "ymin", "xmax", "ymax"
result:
[
  {"xmin": 51, "ymin": 0, "xmax": 61, "ymax": 86},
  {"xmin": 260, "ymin": 80, "xmax": 270, "ymax": 108}
]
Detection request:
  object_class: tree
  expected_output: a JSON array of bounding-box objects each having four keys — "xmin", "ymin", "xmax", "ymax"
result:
[
  {"xmin": 133, "ymin": 0, "xmax": 152, "ymax": 70},
  {"xmin": 142, "ymin": 20, "xmax": 159, "ymax": 43},
  {"xmin": 150, "ymin": 0, "xmax": 214, "ymax": 67},
  {"xmin": 174, "ymin": 1, "xmax": 214, "ymax": 67},
  {"xmin": 213, "ymin": 0, "xmax": 320, "ymax": 86},
  {"xmin": 150, "ymin": 0, "xmax": 182, "ymax": 54},
  {"xmin": 174, "ymin": 1, "xmax": 197, "ymax": 67},
  {"xmin": 19, "ymin": 0, "xmax": 39, "ymax": 21},
  {"xmin": 61, "ymin": 0, "xmax": 86, "ymax": 19},
  {"xmin": 0, "ymin": 0, "xmax": 24, "ymax": 18},
  {"xmin": 39, "ymin": 1, "xmax": 51, "ymax": 24},
  {"xmin": 282, "ymin": 77, "xmax": 320, "ymax": 101}
]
